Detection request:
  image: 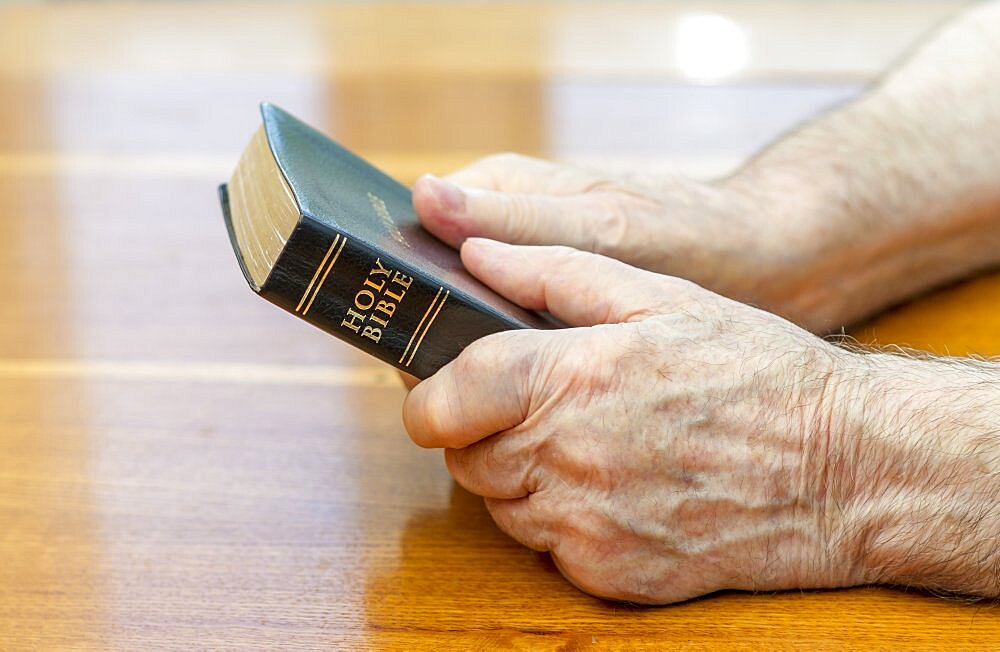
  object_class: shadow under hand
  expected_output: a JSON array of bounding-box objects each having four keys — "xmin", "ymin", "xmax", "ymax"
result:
[{"xmin": 363, "ymin": 481, "xmax": 609, "ymax": 645}]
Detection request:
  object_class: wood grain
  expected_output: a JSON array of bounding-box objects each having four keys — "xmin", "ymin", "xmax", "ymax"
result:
[{"xmin": 0, "ymin": 1, "xmax": 996, "ymax": 649}]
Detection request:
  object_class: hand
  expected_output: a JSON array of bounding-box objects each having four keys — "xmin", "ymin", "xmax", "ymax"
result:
[
  {"xmin": 412, "ymin": 155, "xmax": 843, "ymax": 332},
  {"xmin": 402, "ymin": 239, "xmax": 869, "ymax": 604}
]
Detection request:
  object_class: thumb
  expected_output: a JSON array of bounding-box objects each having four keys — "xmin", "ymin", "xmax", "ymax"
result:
[
  {"xmin": 413, "ymin": 174, "xmax": 601, "ymax": 250},
  {"xmin": 461, "ymin": 239, "xmax": 693, "ymax": 327}
]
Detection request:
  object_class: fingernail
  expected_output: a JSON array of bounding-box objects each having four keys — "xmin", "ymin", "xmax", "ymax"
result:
[
  {"xmin": 426, "ymin": 175, "xmax": 466, "ymax": 214},
  {"xmin": 461, "ymin": 238, "xmax": 509, "ymax": 269},
  {"xmin": 465, "ymin": 237, "xmax": 504, "ymax": 249}
]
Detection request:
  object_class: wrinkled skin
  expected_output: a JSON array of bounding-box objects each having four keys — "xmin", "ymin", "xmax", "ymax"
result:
[
  {"xmin": 403, "ymin": 240, "xmax": 865, "ymax": 604},
  {"xmin": 410, "ymin": 154, "xmax": 835, "ymax": 331},
  {"xmin": 398, "ymin": 2, "xmax": 1000, "ymax": 600}
]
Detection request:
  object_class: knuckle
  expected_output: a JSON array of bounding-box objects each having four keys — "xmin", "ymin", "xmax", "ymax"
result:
[
  {"xmin": 406, "ymin": 388, "xmax": 453, "ymax": 448},
  {"xmin": 455, "ymin": 335, "xmax": 502, "ymax": 377},
  {"xmin": 455, "ymin": 152, "xmax": 530, "ymax": 190},
  {"xmin": 590, "ymin": 197, "xmax": 632, "ymax": 257},
  {"xmin": 465, "ymin": 330, "xmax": 535, "ymax": 374},
  {"xmin": 548, "ymin": 245, "xmax": 595, "ymax": 270}
]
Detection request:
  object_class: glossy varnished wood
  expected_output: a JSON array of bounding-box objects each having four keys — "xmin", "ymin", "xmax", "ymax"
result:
[{"xmin": 0, "ymin": 2, "xmax": 997, "ymax": 649}]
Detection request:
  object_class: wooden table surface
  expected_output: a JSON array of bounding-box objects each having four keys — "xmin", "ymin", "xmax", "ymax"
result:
[{"xmin": 2, "ymin": 1, "xmax": 999, "ymax": 649}]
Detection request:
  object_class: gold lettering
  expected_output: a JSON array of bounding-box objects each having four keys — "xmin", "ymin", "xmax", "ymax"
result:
[
  {"xmin": 341, "ymin": 308, "xmax": 366, "ymax": 333},
  {"xmin": 363, "ymin": 276, "xmax": 386, "ymax": 293},
  {"xmin": 341, "ymin": 258, "xmax": 411, "ymax": 342},
  {"xmin": 368, "ymin": 193, "xmax": 410, "ymax": 248},
  {"xmin": 392, "ymin": 271, "xmax": 413, "ymax": 289},
  {"xmin": 355, "ymin": 289, "xmax": 375, "ymax": 311},
  {"xmin": 375, "ymin": 300, "xmax": 397, "ymax": 319}
]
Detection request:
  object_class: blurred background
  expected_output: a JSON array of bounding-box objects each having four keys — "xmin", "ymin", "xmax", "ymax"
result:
[
  {"xmin": 1, "ymin": 2, "xmax": 994, "ymax": 648},
  {"xmin": 0, "ymin": 1, "xmax": 976, "ymax": 364},
  {"xmin": 0, "ymin": 1, "xmax": 973, "ymax": 182}
]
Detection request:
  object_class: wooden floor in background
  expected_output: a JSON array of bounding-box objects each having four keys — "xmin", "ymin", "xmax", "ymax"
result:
[{"xmin": 1, "ymin": 1, "xmax": 998, "ymax": 649}]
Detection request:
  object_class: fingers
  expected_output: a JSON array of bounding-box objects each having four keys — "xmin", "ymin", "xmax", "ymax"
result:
[
  {"xmin": 404, "ymin": 242, "xmax": 693, "ymax": 448},
  {"xmin": 461, "ymin": 239, "xmax": 692, "ymax": 326},
  {"xmin": 444, "ymin": 430, "xmax": 540, "ymax": 499},
  {"xmin": 403, "ymin": 330, "xmax": 543, "ymax": 449},
  {"xmin": 414, "ymin": 174, "xmax": 603, "ymax": 249},
  {"xmin": 443, "ymin": 153, "xmax": 568, "ymax": 193}
]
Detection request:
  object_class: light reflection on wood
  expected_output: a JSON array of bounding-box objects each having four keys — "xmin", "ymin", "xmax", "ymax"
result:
[{"xmin": 0, "ymin": 1, "xmax": 997, "ymax": 648}]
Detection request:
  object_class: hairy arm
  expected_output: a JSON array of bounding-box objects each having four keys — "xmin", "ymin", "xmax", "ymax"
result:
[
  {"xmin": 413, "ymin": 1, "xmax": 1000, "ymax": 332},
  {"xmin": 727, "ymin": 1, "xmax": 1000, "ymax": 328},
  {"xmin": 833, "ymin": 353, "xmax": 1000, "ymax": 598},
  {"xmin": 403, "ymin": 242, "xmax": 1000, "ymax": 603},
  {"xmin": 404, "ymin": 5, "xmax": 1000, "ymax": 601}
]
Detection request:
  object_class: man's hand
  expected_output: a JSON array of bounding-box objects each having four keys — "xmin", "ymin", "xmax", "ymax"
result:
[
  {"xmin": 404, "ymin": 239, "xmax": 864, "ymax": 603},
  {"xmin": 403, "ymin": 240, "xmax": 1000, "ymax": 604},
  {"xmin": 412, "ymin": 159, "xmax": 807, "ymax": 328},
  {"xmin": 399, "ymin": 0, "xmax": 1000, "ymax": 599},
  {"xmin": 411, "ymin": 2, "xmax": 1000, "ymax": 334}
]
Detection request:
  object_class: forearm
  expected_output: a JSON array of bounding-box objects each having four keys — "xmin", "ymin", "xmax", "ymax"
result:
[
  {"xmin": 725, "ymin": 2, "xmax": 1000, "ymax": 329},
  {"xmin": 833, "ymin": 353, "xmax": 1000, "ymax": 598}
]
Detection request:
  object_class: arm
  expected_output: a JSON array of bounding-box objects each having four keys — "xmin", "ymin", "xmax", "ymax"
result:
[
  {"xmin": 412, "ymin": 1, "xmax": 1000, "ymax": 332},
  {"xmin": 403, "ymin": 241, "xmax": 1000, "ymax": 603},
  {"xmin": 840, "ymin": 353, "xmax": 1000, "ymax": 597},
  {"xmin": 726, "ymin": 0, "xmax": 1000, "ymax": 329}
]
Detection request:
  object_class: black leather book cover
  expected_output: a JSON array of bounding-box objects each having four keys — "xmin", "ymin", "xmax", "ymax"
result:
[{"xmin": 220, "ymin": 103, "xmax": 548, "ymax": 379}]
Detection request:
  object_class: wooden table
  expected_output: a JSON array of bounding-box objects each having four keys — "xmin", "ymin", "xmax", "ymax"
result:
[{"xmin": 1, "ymin": 2, "xmax": 998, "ymax": 648}]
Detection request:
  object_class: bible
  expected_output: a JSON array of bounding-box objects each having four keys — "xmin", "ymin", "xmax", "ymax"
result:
[{"xmin": 219, "ymin": 103, "xmax": 548, "ymax": 379}]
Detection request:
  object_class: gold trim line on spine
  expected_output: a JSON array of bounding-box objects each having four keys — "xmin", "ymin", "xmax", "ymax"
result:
[
  {"xmin": 400, "ymin": 287, "xmax": 443, "ymax": 364},
  {"xmin": 405, "ymin": 290, "xmax": 449, "ymax": 367},
  {"xmin": 296, "ymin": 235, "xmax": 340, "ymax": 312},
  {"xmin": 302, "ymin": 235, "xmax": 348, "ymax": 316}
]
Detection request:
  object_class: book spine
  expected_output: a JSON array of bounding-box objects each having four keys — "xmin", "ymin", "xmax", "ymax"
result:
[{"xmin": 260, "ymin": 218, "xmax": 526, "ymax": 379}]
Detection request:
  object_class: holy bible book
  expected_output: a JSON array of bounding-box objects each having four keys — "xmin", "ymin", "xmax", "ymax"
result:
[{"xmin": 219, "ymin": 104, "xmax": 547, "ymax": 379}]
